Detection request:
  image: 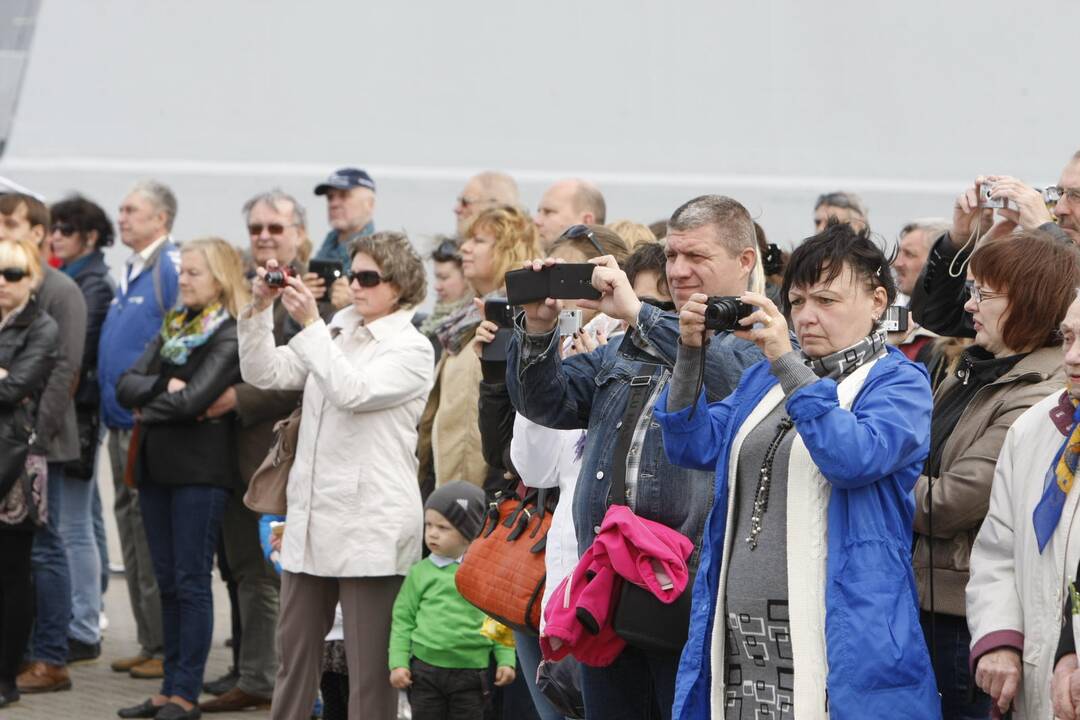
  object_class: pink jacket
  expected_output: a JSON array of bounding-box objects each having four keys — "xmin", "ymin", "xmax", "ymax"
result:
[{"xmin": 540, "ymin": 504, "xmax": 695, "ymax": 667}]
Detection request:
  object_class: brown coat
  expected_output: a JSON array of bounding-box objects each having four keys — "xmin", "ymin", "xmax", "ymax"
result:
[{"xmin": 911, "ymin": 344, "xmax": 1064, "ymax": 616}]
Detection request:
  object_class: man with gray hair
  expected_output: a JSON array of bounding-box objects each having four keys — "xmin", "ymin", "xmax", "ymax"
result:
[
  {"xmin": 453, "ymin": 170, "xmax": 519, "ymax": 235},
  {"xmin": 97, "ymin": 179, "xmax": 182, "ymax": 680},
  {"xmin": 506, "ymin": 195, "xmax": 765, "ymax": 720},
  {"xmin": 196, "ymin": 189, "xmax": 312, "ymax": 711},
  {"xmin": 534, "ymin": 178, "xmax": 607, "ymax": 251},
  {"xmin": 814, "ymin": 190, "xmax": 868, "ymax": 233},
  {"xmin": 894, "ymin": 218, "xmax": 950, "ymax": 300}
]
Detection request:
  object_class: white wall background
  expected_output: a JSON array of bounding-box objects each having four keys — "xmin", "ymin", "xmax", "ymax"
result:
[{"xmin": 2, "ymin": 0, "xmax": 1078, "ymax": 286}]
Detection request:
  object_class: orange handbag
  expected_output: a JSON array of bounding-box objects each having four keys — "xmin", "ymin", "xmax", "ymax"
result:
[{"xmin": 455, "ymin": 488, "xmax": 555, "ymax": 636}]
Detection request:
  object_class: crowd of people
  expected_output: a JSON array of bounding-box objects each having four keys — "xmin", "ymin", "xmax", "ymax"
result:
[{"xmin": 0, "ymin": 152, "xmax": 1078, "ymax": 720}]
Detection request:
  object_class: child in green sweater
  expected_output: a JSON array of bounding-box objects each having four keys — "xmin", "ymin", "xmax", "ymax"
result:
[{"xmin": 389, "ymin": 482, "xmax": 516, "ymax": 719}]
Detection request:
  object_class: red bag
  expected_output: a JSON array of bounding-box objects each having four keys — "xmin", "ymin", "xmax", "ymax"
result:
[{"xmin": 455, "ymin": 488, "xmax": 555, "ymax": 636}]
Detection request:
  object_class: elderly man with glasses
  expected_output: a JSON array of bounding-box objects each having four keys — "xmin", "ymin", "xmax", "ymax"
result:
[
  {"xmin": 911, "ymin": 150, "xmax": 1080, "ymax": 339},
  {"xmin": 452, "ymin": 170, "xmax": 519, "ymax": 235}
]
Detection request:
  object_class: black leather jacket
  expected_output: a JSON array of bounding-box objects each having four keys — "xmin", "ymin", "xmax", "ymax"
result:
[
  {"xmin": 116, "ymin": 317, "xmax": 242, "ymax": 489},
  {"xmin": 0, "ymin": 299, "xmax": 59, "ymax": 458}
]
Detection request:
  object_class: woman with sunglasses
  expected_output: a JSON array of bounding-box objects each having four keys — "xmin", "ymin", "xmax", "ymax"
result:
[
  {"xmin": 0, "ymin": 240, "xmax": 58, "ymax": 709},
  {"xmin": 47, "ymin": 195, "xmax": 116, "ymax": 662},
  {"xmin": 238, "ymin": 230, "xmax": 434, "ymax": 720},
  {"xmin": 418, "ymin": 205, "xmax": 540, "ymax": 498},
  {"xmin": 921, "ymin": 232, "xmax": 1079, "ymax": 718}
]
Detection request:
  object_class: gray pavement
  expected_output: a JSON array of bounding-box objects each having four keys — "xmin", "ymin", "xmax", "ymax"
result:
[{"xmin": 4, "ymin": 574, "xmax": 269, "ymax": 719}]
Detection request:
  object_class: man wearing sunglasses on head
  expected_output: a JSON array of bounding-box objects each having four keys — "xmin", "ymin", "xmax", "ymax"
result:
[
  {"xmin": 911, "ymin": 150, "xmax": 1080, "ymax": 340},
  {"xmin": 505, "ymin": 196, "xmax": 767, "ymax": 720}
]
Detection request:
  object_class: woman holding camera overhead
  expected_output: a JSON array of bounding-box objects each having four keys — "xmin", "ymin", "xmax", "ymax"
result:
[
  {"xmin": 653, "ymin": 222, "xmax": 939, "ymax": 720},
  {"xmin": 238, "ymin": 231, "xmax": 433, "ymax": 720},
  {"xmin": 418, "ymin": 205, "xmax": 540, "ymax": 498},
  {"xmin": 115, "ymin": 237, "xmax": 248, "ymax": 720}
]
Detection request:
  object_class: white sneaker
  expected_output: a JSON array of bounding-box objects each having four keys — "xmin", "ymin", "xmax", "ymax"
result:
[{"xmin": 99, "ymin": 612, "xmax": 109, "ymax": 633}]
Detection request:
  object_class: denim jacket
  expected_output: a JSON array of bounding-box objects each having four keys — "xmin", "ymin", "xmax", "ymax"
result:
[{"xmin": 505, "ymin": 303, "xmax": 764, "ymax": 559}]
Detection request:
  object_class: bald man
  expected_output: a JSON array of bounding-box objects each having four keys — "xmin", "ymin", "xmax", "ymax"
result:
[
  {"xmin": 534, "ymin": 178, "xmax": 606, "ymax": 250},
  {"xmin": 453, "ymin": 171, "xmax": 519, "ymax": 235}
]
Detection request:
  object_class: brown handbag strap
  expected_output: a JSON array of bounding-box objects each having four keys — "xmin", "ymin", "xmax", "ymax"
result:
[{"xmin": 123, "ymin": 422, "xmax": 141, "ymax": 488}]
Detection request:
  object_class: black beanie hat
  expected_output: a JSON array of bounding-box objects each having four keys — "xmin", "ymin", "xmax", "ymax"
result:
[{"xmin": 424, "ymin": 481, "xmax": 487, "ymax": 541}]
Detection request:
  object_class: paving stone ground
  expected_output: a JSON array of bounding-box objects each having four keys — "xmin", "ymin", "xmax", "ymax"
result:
[{"xmin": 4, "ymin": 575, "xmax": 268, "ymax": 720}]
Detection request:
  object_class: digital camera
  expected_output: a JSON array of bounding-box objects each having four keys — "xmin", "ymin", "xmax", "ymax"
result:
[
  {"xmin": 882, "ymin": 305, "xmax": 909, "ymax": 333},
  {"xmin": 704, "ymin": 296, "xmax": 754, "ymax": 332},
  {"xmin": 264, "ymin": 266, "xmax": 297, "ymax": 288},
  {"xmin": 978, "ymin": 183, "xmax": 1008, "ymax": 210}
]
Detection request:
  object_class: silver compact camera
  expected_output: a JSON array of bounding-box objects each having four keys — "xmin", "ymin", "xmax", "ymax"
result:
[
  {"xmin": 558, "ymin": 309, "xmax": 582, "ymax": 336},
  {"xmin": 882, "ymin": 305, "xmax": 909, "ymax": 333},
  {"xmin": 1042, "ymin": 186, "xmax": 1062, "ymax": 206},
  {"xmin": 978, "ymin": 182, "xmax": 1008, "ymax": 210}
]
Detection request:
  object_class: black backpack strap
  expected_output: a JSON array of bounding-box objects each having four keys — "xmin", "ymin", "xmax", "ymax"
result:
[{"xmin": 606, "ymin": 375, "xmax": 654, "ymax": 507}]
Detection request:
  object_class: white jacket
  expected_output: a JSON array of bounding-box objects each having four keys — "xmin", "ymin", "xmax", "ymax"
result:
[
  {"xmin": 967, "ymin": 390, "xmax": 1080, "ymax": 720},
  {"xmin": 238, "ymin": 304, "xmax": 434, "ymax": 577}
]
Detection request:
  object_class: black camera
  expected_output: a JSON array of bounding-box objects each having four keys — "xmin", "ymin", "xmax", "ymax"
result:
[{"xmin": 704, "ymin": 296, "xmax": 754, "ymax": 332}]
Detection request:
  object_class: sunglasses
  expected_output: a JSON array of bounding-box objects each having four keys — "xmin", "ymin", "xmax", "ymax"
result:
[
  {"xmin": 432, "ymin": 239, "xmax": 461, "ymax": 262},
  {"xmin": 0, "ymin": 267, "xmax": 30, "ymax": 283},
  {"xmin": 248, "ymin": 223, "xmax": 295, "ymax": 236},
  {"xmin": 561, "ymin": 224, "xmax": 606, "ymax": 257},
  {"xmin": 456, "ymin": 195, "xmax": 497, "ymax": 210},
  {"xmin": 50, "ymin": 223, "xmax": 78, "ymax": 237},
  {"xmin": 348, "ymin": 270, "xmax": 385, "ymax": 288}
]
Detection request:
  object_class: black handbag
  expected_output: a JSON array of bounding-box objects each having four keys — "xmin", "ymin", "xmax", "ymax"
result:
[
  {"xmin": 607, "ymin": 374, "xmax": 696, "ymax": 655},
  {"xmin": 0, "ymin": 404, "xmax": 34, "ymax": 501}
]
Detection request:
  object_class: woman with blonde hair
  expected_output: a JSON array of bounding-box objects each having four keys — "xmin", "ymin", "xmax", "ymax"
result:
[
  {"xmin": 419, "ymin": 205, "xmax": 541, "ymax": 496},
  {"xmin": 115, "ymin": 237, "xmax": 248, "ymax": 720}
]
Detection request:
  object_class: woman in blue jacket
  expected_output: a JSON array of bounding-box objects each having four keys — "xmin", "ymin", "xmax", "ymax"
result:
[{"xmin": 653, "ymin": 222, "xmax": 939, "ymax": 720}]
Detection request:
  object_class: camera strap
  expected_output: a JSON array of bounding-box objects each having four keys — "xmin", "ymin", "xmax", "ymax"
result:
[
  {"xmin": 687, "ymin": 329, "xmax": 710, "ymax": 421},
  {"xmin": 606, "ymin": 376, "xmax": 654, "ymax": 508}
]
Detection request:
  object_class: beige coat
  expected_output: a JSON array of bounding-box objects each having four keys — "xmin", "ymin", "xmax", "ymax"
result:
[
  {"xmin": 417, "ymin": 347, "xmax": 490, "ymax": 492},
  {"xmin": 238, "ymin": 304, "xmax": 434, "ymax": 577},
  {"xmin": 912, "ymin": 345, "xmax": 1064, "ymax": 615}
]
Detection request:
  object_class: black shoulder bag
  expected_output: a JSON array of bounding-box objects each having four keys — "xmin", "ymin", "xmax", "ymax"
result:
[{"xmin": 609, "ymin": 375, "xmax": 696, "ymax": 655}]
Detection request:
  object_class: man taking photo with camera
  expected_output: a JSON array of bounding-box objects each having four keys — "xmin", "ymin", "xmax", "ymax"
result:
[{"xmin": 505, "ymin": 195, "xmax": 766, "ymax": 720}]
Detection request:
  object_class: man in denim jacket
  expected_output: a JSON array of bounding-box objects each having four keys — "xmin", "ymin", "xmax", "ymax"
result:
[{"xmin": 506, "ymin": 195, "xmax": 766, "ymax": 720}]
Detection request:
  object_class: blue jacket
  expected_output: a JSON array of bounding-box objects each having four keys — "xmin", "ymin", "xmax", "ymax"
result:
[
  {"xmin": 505, "ymin": 303, "xmax": 764, "ymax": 559},
  {"xmin": 98, "ymin": 242, "xmax": 180, "ymax": 429},
  {"xmin": 314, "ymin": 222, "xmax": 375, "ymax": 269},
  {"xmin": 653, "ymin": 347, "xmax": 940, "ymax": 720}
]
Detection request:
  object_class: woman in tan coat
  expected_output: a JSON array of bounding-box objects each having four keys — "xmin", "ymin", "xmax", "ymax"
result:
[
  {"xmin": 911, "ymin": 231, "xmax": 1080, "ymax": 718},
  {"xmin": 418, "ymin": 205, "xmax": 540, "ymax": 497}
]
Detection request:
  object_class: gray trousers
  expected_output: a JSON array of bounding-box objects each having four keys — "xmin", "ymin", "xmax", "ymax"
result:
[
  {"xmin": 221, "ymin": 493, "xmax": 280, "ymax": 697},
  {"xmin": 271, "ymin": 571, "xmax": 402, "ymax": 720},
  {"xmin": 108, "ymin": 428, "xmax": 164, "ymax": 658}
]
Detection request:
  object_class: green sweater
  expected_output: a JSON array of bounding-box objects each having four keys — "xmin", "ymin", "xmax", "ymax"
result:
[{"xmin": 388, "ymin": 557, "xmax": 516, "ymax": 670}]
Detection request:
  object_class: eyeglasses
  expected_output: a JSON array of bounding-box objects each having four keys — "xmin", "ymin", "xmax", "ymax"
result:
[
  {"xmin": 50, "ymin": 223, "xmax": 77, "ymax": 237},
  {"xmin": 965, "ymin": 281, "xmax": 1007, "ymax": 305},
  {"xmin": 0, "ymin": 267, "xmax": 29, "ymax": 283},
  {"xmin": 348, "ymin": 270, "xmax": 385, "ymax": 288},
  {"xmin": 1046, "ymin": 186, "xmax": 1080, "ymax": 205},
  {"xmin": 247, "ymin": 223, "xmax": 296, "ymax": 236},
  {"xmin": 561, "ymin": 224, "xmax": 606, "ymax": 258},
  {"xmin": 456, "ymin": 196, "xmax": 497, "ymax": 210}
]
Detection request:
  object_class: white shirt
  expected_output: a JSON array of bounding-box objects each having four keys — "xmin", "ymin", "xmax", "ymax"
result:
[{"xmin": 120, "ymin": 234, "xmax": 170, "ymax": 294}]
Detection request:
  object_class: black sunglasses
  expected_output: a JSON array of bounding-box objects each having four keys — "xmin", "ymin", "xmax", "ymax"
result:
[
  {"xmin": 432, "ymin": 239, "xmax": 461, "ymax": 262},
  {"xmin": 561, "ymin": 224, "xmax": 606, "ymax": 257},
  {"xmin": 50, "ymin": 222, "xmax": 78, "ymax": 237},
  {"xmin": 0, "ymin": 267, "xmax": 30, "ymax": 283},
  {"xmin": 248, "ymin": 223, "xmax": 295, "ymax": 236},
  {"xmin": 348, "ymin": 270, "xmax": 385, "ymax": 288}
]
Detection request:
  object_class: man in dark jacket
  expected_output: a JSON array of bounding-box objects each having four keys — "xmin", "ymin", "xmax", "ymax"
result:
[
  {"xmin": 196, "ymin": 189, "xmax": 317, "ymax": 712},
  {"xmin": 506, "ymin": 195, "xmax": 767, "ymax": 720},
  {"xmin": 912, "ymin": 153, "xmax": 1080, "ymax": 337},
  {"xmin": 0, "ymin": 192, "xmax": 87, "ymax": 694}
]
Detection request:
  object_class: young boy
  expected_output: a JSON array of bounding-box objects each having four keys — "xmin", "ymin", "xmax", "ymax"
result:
[{"xmin": 389, "ymin": 482, "xmax": 516, "ymax": 719}]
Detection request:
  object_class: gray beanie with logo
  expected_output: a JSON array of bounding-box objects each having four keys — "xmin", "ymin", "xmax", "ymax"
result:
[{"xmin": 424, "ymin": 481, "xmax": 487, "ymax": 541}]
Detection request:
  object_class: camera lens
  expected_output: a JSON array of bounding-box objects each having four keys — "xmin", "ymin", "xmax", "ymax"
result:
[
  {"xmin": 265, "ymin": 270, "xmax": 285, "ymax": 287},
  {"xmin": 704, "ymin": 297, "xmax": 753, "ymax": 332}
]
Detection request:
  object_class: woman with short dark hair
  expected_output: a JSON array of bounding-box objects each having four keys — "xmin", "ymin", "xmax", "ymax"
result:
[{"xmin": 655, "ymin": 222, "xmax": 939, "ymax": 720}]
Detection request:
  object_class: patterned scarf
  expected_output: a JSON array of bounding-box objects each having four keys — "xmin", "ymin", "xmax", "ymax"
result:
[
  {"xmin": 434, "ymin": 290, "xmax": 504, "ymax": 355},
  {"xmin": 805, "ymin": 329, "xmax": 889, "ymax": 380},
  {"xmin": 1032, "ymin": 391, "xmax": 1080, "ymax": 553},
  {"xmin": 159, "ymin": 303, "xmax": 229, "ymax": 365}
]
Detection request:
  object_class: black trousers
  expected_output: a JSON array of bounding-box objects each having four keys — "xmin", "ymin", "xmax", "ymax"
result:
[
  {"xmin": 0, "ymin": 528, "xmax": 34, "ymax": 687},
  {"xmin": 320, "ymin": 671, "xmax": 349, "ymax": 720},
  {"xmin": 409, "ymin": 657, "xmax": 486, "ymax": 720}
]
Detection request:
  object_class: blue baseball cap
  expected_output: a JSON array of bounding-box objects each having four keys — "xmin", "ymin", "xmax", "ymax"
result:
[{"xmin": 314, "ymin": 167, "xmax": 376, "ymax": 195}]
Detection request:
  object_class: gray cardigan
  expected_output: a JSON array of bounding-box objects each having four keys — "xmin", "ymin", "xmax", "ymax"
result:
[{"xmin": 35, "ymin": 266, "xmax": 87, "ymax": 463}]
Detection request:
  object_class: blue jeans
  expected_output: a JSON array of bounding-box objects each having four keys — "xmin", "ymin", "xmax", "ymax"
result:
[
  {"xmin": 91, "ymin": 438, "xmax": 110, "ymax": 598},
  {"xmin": 920, "ymin": 610, "xmax": 992, "ymax": 720},
  {"xmin": 140, "ymin": 483, "xmax": 228, "ymax": 702},
  {"xmin": 512, "ymin": 630, "xmax": 566, "ymax": 720},
  {"xmin": 29, "ymin": 463, "xmax": 73, "ymax": 665},
  {"xmin": 59, "ymin": 474, "xmax": 101, "ymax": 645},
  {"xmin": 580, "ymin": 645, "xmax": 678, "ymax": 720}
]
